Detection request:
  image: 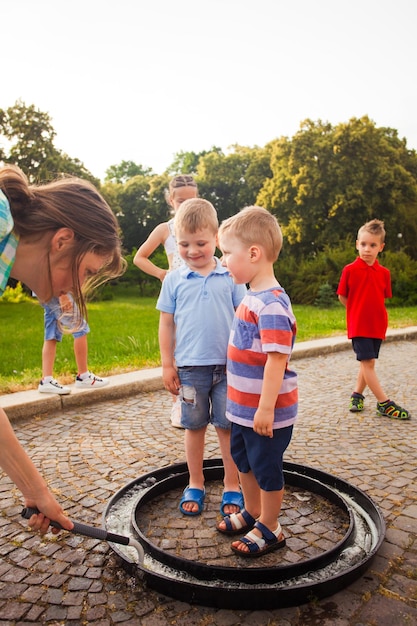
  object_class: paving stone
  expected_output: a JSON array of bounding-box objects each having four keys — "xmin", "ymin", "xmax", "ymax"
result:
[{"xmin": 0, "ymin": 338, "xmax": 415, "ymax": 624}]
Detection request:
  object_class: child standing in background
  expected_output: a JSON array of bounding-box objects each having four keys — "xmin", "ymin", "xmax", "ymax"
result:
[
  {"xmin": 134, "ymin": 175, "xmax": 198, "ymax": 427},
  {"xmin": 134, "ymin": 175, "xmax": 198, "ymax": 278},
  {"xmin": 38, "ymin": 294, "xmax": 109, "ymax": 394},
  {"xmin": 217, "ymin": 206, "xmax": 298, "ymax": 558},
  {"xmin": 337, "ymin": 218, "xmax": 410, "ymax": 419},
  {"xmin": 157, "ymin": 198, "xmax": 247, "ymax": 517}
]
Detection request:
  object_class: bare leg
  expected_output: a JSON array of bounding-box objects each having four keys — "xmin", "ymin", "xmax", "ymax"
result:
[
  {"xmin": 182, "ymin": 427, "xmax": 206, "ymax": 514},
  {"xmin": 215, "ymin": 426, "xmax": 241, "ymax": 514},
  {"xmin": 73, "ymin": 335, "xmax": 88, "ymax": 376},
  {"xmin": 359, "ymin": 359, "xmax": 388, "ymax": 403},
  {"xmin": 41, "ymin": 340, "xmax": 57, "ymax": 378},
  {"xmin": 216, "ymin": 469, "xmax": 261, "ymax": 531},
  {"xmin": 353, "ymin": 367, "xmax": 366, "ymax": 395}
]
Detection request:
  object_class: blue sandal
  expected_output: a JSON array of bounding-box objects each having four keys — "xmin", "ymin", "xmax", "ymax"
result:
[
  {"xmin": 219, "ymin": 490, "xmax": 244, "ymax": 516},
  {"xmin": 231, "ymin": 521, "xmax": 286, "ymax": 558},
  {"xmin": 179, "ymin": 486, "xmax": 205, "ymax": 516}
]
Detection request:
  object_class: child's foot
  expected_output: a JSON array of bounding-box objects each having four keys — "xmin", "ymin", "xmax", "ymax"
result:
[
  {"xmin": 179, "ymin": 486, "xmax": 205, "ymax": 515},
  {"xmin": 349, "ymin": 392, "xmax": 364, "ymax": 412},
  {"xmin": 216, "ymin": 509, "xmax": 256, "ymax": 535},
  {"xmin": 38, "ymin": 378, "xmax": 71, "ymax": 395},
  {"xmin": 231, "ymin": 521, "xmax": 286, "ymax": 557},
  {"xmin": 376, "ymin": 400, "xmax": 410, "ymax": 420},
  {"xmin": 220, "ymin": 490, "xmax": 244, "ymax": 516},
  {"xmin": 75, "ymin": 372, "xmax": 109, "ymax": 388}
]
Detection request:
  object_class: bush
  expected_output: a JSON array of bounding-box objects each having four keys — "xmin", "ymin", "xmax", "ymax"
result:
[
  {"xmin": 0, "ymin": 282, "xmax": 33, "ymax": 304},
  {"xmin": 383, "ymin": 250, "xmax": 417, "ymax": 306},
  {"xmin": 314, "ymin": 283, "xmax": 337, "ymax": 308},
  {"xmin": 277, "ymin": 241, "xmax": 417, "ymax": 306}
]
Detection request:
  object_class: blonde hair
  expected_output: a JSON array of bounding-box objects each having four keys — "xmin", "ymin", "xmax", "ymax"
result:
[
  {"xmin": 174, "ymin": 198, "xmax": 218, "ymax": 236},
  {"xmin": 357, "ymin": 218, "xmax": 386, "ymax": 242},
  {"xmin": 0, "ymin": 164, "xmax": 125, "ymax": 319},
  {"xmin": 165, "ymin": 174, "xmax": 198, "ymax": 206},
  {"xmin": 219, "ymin": 206, "xmax": 283, "ymax": 262}
]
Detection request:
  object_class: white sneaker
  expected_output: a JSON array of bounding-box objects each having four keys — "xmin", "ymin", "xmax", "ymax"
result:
[
  {"xmin": 170, "ymin": 398, "xmax": 184, "ymax": 428},
  {"xmin": 38, "ymin": 379, "xmax": 71, "ymax": 395},
  {"xmin": 75, "ymin": 373, "xmax": 109, "ymax": 388}
]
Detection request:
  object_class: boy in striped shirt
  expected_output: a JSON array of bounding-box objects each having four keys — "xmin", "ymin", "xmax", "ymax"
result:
[{"xmin": 217, "ymin": 206, "xmax": 298, "ymax": 558}]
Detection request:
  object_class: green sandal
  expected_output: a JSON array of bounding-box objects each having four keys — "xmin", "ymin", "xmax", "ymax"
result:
[{"xmin": 376, "ymin": 400, "xmax": 411, "ymax": 420}]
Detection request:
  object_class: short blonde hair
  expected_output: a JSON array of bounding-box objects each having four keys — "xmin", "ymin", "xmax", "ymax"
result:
[
  {"xmin": 219, "ymin": 206, "xmax": 283, "ymax": 262},
  {"xmin": 174, "ymin": 198, "xmax": 218, "ymax": 236},
  {"xmin": 357, "ymin": 218, "xmax": 386, "ymax": 242}
]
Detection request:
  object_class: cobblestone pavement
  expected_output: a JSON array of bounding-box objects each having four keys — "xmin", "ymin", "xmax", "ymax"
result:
[{"xmin": 0, "ymin": 340, "xmax": 416, "ymax": 625}]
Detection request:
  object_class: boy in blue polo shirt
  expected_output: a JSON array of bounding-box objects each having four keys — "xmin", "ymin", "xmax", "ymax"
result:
[{"xmin": 157, "ymin": 199, "xmax": 247, "ymax": 517}]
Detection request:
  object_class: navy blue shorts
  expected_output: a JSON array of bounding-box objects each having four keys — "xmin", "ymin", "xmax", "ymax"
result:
[
  {"xmin": 352, "ymin": 337, "xmax": 382, "ymax": 361},
  {"xmin": 230, "ymin": 423, "xmax": 293, "ymax": 491}
]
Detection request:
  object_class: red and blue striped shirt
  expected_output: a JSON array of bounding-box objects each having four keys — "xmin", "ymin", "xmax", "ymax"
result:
[{"xmin": 226, "ymin": 286, "xmax": 298, "ymax": 429}]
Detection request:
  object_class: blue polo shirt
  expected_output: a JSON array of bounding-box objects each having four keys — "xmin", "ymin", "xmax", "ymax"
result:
[{"xmin": 157, "ymin": 257, "xmax": 246, "ymax": 366}]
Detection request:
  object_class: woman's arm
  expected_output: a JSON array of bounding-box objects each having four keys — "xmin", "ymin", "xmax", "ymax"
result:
[{"xmin": 0, "ymin": 408, "xmax": 73, "ymax": 533}]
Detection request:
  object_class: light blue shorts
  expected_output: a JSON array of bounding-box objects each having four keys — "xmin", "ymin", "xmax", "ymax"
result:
[
  {"xmin": 43, "ymin": 300, "xmax": 89, "ymax": 342},
  {"xmin": 178, "ymin": 365, "xmax": 229, "ymax": 431}
]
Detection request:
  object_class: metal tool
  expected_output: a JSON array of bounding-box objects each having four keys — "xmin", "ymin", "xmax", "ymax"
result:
[{"xmin": 21, "ymin": 507, "xmax": 144, "ymax": 563}]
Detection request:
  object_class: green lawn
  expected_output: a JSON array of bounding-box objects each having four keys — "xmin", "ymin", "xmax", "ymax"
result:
[{"xmin": 0, "ymin": 296, "xmax": 415, "ymax": 393}]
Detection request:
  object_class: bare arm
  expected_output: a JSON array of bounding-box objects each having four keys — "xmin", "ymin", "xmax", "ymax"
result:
[
  {"xmin": 158, "ymin": 312, "xmax": 180, "ymax": 395},
  {"xmin": 0, "ymin": 408, "xmax": 73, "ymax": 533},
  {"xmin": 133, "ymin": 223, "xmax": 169, "ymax": 281},
  {"xmin": 254, "ymin": 352, "xmax": 288, "ymax": 438},
  {"xmin": 338, "ymin": 294, "xmax": 347, "ymax": 307}
]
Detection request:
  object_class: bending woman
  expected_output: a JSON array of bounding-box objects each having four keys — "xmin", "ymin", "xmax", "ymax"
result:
[{"xmin": 0, "ymin": 164, "xmax": 125, "ymax": 534}]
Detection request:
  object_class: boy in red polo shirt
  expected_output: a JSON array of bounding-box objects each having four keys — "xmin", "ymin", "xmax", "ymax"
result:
[{"xmin": 337, "ymin": 219, "xmax": 410, "ymax": 420}]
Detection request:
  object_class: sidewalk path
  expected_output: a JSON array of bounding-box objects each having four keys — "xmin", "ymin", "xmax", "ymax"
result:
[{"xmin": 0, "ymin": 329, "xmax": 416, "ymax": 625}]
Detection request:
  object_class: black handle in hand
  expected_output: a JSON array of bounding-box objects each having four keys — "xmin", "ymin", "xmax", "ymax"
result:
[{"xmin": 21, "ymin": 507, "xmax": 129, "ymax": 546}]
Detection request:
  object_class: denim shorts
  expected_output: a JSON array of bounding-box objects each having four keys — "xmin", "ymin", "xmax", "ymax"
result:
[
  {"xmin": 352, "ymin": 337, "xmax": 382, "ymax": 361},
  {"xmin": 230, "ymin": 423, "xmax": 293, "ymax": 491},
  {"xmin": 177, "ymin": 365, "xmax": 229, "ymax": 431},
  {"xmin": 44, "ymin": 303, "xmax": 89, "ymax": 341}
]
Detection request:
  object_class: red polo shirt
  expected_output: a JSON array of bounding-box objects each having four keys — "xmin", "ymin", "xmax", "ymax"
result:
[{"xmin": 337, "ymin": 257, "xmax": 392, "ymax": 339}]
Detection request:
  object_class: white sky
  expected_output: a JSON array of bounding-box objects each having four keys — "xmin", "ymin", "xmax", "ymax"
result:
[{"xmin": 2, "ymin": 0, "xmax": 417, "ymax": 181}]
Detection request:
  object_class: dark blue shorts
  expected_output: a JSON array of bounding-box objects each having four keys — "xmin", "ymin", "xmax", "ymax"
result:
[
  {"xmin": 352, "ymin": 337, "xmax": 382, "ymax": 361},
  {"xmin": 230, "ymin": 423, "xmax": 293, "ymax": 491}
]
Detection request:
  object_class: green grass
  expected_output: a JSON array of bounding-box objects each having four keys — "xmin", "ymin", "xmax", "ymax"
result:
[{"xmin": 0, "ymin": 296, "xmax": 415, "ymax": 393}]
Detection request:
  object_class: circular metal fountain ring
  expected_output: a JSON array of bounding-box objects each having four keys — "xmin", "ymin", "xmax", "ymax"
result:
[
  {"xmin": 104, "ymin": 460, "xmax": 385, "ymax": 609},
  {"xmin": 132, "ymin": 464, "xmax": 355, "ymax": 584}
]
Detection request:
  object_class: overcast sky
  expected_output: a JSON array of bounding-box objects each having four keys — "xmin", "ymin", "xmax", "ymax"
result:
[{"xmin": 2, "ymin": 0, "xmax": 417, "ymax": 180}]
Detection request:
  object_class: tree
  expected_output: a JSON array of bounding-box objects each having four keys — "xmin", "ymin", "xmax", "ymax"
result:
[
  {"xmin": 196, "ymin": 145, "xmax": 272, "ymax": 223},
  {"xmin": 105, "ymin": 160, "xmax": 153, "ymax": 184},
  {"xmin": 0, "ymin": 100, "xmax": 99, "ymax": 184},
  {"xmin": 166, "ymin": 147, "xmax": 223, "ymax": 176},
  {"xmin": 258, "ymin": 116, "xmax": 417, "ymax": 259},
  {"xmin": 108, "ymin": 173, "xmax": 171, "ymax": 252}
]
